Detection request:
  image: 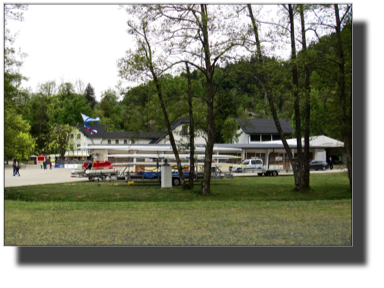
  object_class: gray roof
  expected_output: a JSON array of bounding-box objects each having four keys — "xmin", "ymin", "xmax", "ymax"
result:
[
  {"xmin": 78, "ymin": 125, "xmax": 163, "ymax": 140},
  {"xmin": 170, "ymin": 116, "xmax": 189, "ymax": 130},
  {"xmin": 77, "ymin": 124, "xmax": 106, "ymax": 138},
  {"xmin": 150, "ymin": 116, "xmax": 190, "ymax": 144},
  {"xmin": 103, "ymin": 131, "xmax": 163, "ymax": 139},
  {"xmin": 237, "ymin": 118, "xmax": 293, "ymax": 135}
]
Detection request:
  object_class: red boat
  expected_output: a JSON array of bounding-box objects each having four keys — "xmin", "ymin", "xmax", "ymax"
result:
[
  {"xmin": 81, "ymin": 160, "xmax": 114, "ymax": 170},
  {"xmin": 71, "ymin": 160, "xmax": 119, "ymax": 180}
]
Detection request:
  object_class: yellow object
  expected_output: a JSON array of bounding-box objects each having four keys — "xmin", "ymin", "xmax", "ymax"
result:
[
  {"xmin": 128, "ymin": 181, "xmax": 134, "ymax": 185},
  {"xmin": 171, "ymin": 166, "xmax": 189, "ymax": 169},
  {"xmin": 138, "ymin": 166, "xmax": 158, "ymax": 171}
]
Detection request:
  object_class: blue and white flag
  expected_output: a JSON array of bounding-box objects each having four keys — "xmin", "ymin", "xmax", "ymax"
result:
[
  {"xmin": 81, "ymin": 113, "xmax": 99, "ymax": 134},
  {"xmin": 81, "ymin": 113, "xmax": 100, "ymax": 124}
]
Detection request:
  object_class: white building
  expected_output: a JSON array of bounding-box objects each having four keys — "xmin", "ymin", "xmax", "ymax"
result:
[{"xmin": 72, "ymin": 117, "xmax": 344, "ymax": 170}]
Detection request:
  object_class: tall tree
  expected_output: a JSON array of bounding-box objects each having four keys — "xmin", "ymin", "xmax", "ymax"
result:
[
  {"xmin": 58, "ymin": 82, "xmax": 75, "ymax": 96},
  {"xmin": 38, "ymin": 80, "xmax": 57, "ymax": 96},
  {"xmin": 246, "ymin": 4, "xmax": 307, "ymax": 191},
  {"xmin": 118, "ymin": 5, "xmax": 188, "ymax": 189},
  {"xmin": 84, "ymin": 83, "xmax": 97, "ymax": 110},
  {"xmin": 286, "ymin": 4, "xmax": 305, "ymax": 190},
  {"xmin": 4, "ymin": 4, "xmax": 35, "ymax": 161},
  {"xmin": 47, "ymin": 124, "xmax": 78, "ymax": 159},
  {"xmin": 46, "ymin": 84, "xmax": 93, "ymax": 127},
  {"xmin": 299, "ymin": 4, "xmax": 311, "ymax": 189},
  {"xmin": 74, "ymin": 78, "xmax": 86, "ymax": 95},
  {"xmin": 333, "ymin": 4, "xmax": 352, "ymax": 187},
  {"xmin": 152, "ymin": 4, "xmax": 247, "ymax": 194},
  {"xmin": 306, "ymin": 4, "xmax": 352, "ymax": 186},
  {"xmin": 25, "ymin": 93, "xmax": 51, "ymax": 150},
  {"xmin": 99, "ymin": 89, "xmax": 123, "ymax": 131},
  {"xmin": 185, "ymin": 63, "xmax": 195, "ymax": 188}
]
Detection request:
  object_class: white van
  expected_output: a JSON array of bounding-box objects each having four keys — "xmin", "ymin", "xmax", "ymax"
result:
[{"xmin": 233, "ymin": 158, "xmax": 263, "ymax": 173}]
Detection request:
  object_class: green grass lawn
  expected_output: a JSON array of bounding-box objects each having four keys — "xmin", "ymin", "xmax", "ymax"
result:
[
  {"xmin": 4, "ymin": 173, "xmax": 352, "ymax": 246},
  {"xmin": 4, "ymin": 173, "xmax": 351, "ymax": 203}
]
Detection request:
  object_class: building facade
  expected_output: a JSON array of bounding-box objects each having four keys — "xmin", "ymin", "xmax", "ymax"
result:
[{"xmin": 72, "ymin": 118, "xmax": 344, "ymax": 170}]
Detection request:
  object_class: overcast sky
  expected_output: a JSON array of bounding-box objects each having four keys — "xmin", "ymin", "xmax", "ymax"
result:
[
  {"xmin": 4, "ymin": 3, "xmax": 342, "ymax": 102},
  {"xmin": 7, "ymin": 4, "xmax": 133, "ymax": 101}
]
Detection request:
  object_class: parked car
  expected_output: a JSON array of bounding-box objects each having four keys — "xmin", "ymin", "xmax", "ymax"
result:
[
  {"xmin": 309, "ymin": 160, "xmax": 329, "ymax": 171},
  {"xmin": 232, "ymin": 158, "xmax": 263, "ymax": 173}
]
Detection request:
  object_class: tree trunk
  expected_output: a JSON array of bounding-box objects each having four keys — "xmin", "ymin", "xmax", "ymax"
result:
[
  {"xmin": 152, "ymin": 73, "xmax": 186, "ymax": 189},
  {"xmin": 200, "ymin": 4, "xmax": 214, "ymax": 195},
  {"xmin": 186, "ymin": 63, "xmax": 195, "ymax": 189},
  {"xmin": 300, "ymin": 5, "xmax": 311, "ymax": 190},
  {"xmin": 288, "ymin": 4, "xmax": 304, "ymax": 191},
  {"xmin": 334, "ymin": 4, "xmax": 352, "ymax": 187},
  {"xmin": 247, "ymin": 4, "xmax": 304, "ymax": 191},
  {"xmin": 201, "ymin": 76, "xmax": 215, "ymax": 195}
]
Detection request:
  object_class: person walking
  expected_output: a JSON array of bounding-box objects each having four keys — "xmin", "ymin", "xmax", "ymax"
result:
[
  {"xmin": 12, "ymin": 160, "xmax": 16, "ymax": 176},
  {"xmin": 43, "ymin": 157, "xmax": 47, "ymax": 170},
  {"xmin": 329, "ymin": 156, "xmax": 333, "ymax": 170},
  {"xmin": 40, "ymin": 161, "xmax": 43, "ymax": 169},
  {"xmin": 47, "ymin": 156, "xmax": 51, "ymax": 170},
  {"xmin": 15, "ymin": 161, "xmax": 20, "ymax": 177}
]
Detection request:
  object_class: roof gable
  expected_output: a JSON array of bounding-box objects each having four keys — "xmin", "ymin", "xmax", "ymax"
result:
[
  {"xmin": 237, "ymin": 118, "xmax": 293, "ymax": 135},
  {"xmin": 150, "ymin": 116, "xmax": 190, "ymax": 144}
]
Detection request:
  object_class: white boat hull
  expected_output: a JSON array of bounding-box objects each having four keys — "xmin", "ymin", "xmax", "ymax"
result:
[
  {"xmin": 85, "ymin": 169, "xmax": 117, "ymax": 174},
  {"xmin": 71, "ymin": 169, "xmax": 86, "ymax": 174}
]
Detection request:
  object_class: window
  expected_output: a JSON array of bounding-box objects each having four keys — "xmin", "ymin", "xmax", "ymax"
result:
[
  {"xmin": 261, "ymin": 134, "xmax": 271, "ymax": 141},
  {"xmin": 124, "ymin": 140, "xmax": 127, "ymax": 144},
  {"xmin": 77, "ymin": 144, "xmax": 80, "ymax": 148},
  {"xmin": 70, "ymin": 134, "xmax": 74, "ymax": 139},
  {"xmin": 181, "ymin": 125, "xmax": 189, "ymax": 136},
  {"xmin": 108, "ymin": 140, "xmax": 111, "ymax": 144},
  {"xmin": 77, "ymin": 134, "xmax": 81, "ymax": 139},
  {"xmin": 272, "ymin": 134, "xmax": 280, "ymax": 141},
  {"xmin": 131, "ymin": 140, "xmax": 135, "ymax": 144},
  {"xmin": 276, "ymin": 153, "xmax": 283, "ymax": 164},
  {"xmin": 250, "ymin": 135, "xmax": 260, "ymax": 142},
  {"xmin": 115, "ymin": 140, "xmax": 119, "ymax": 144}
]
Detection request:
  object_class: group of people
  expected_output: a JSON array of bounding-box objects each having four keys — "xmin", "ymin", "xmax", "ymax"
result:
[
  {"xmin": 40, "ymin": 156, "xmax": 52, "ymax": 170},
  {"xmin": 12, "ymin": 160, "xmax": 20, "ymax": 177}
]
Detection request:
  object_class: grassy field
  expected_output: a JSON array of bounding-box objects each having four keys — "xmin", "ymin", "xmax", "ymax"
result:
[{"xmin": 4, "ymin": 173, "xmax": 352, "ymax": 246}]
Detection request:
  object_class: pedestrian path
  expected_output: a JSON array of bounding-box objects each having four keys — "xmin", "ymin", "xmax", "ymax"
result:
[{"xmin": 4, "ymin": 164, "xmax": 87, "ymax": 187}]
